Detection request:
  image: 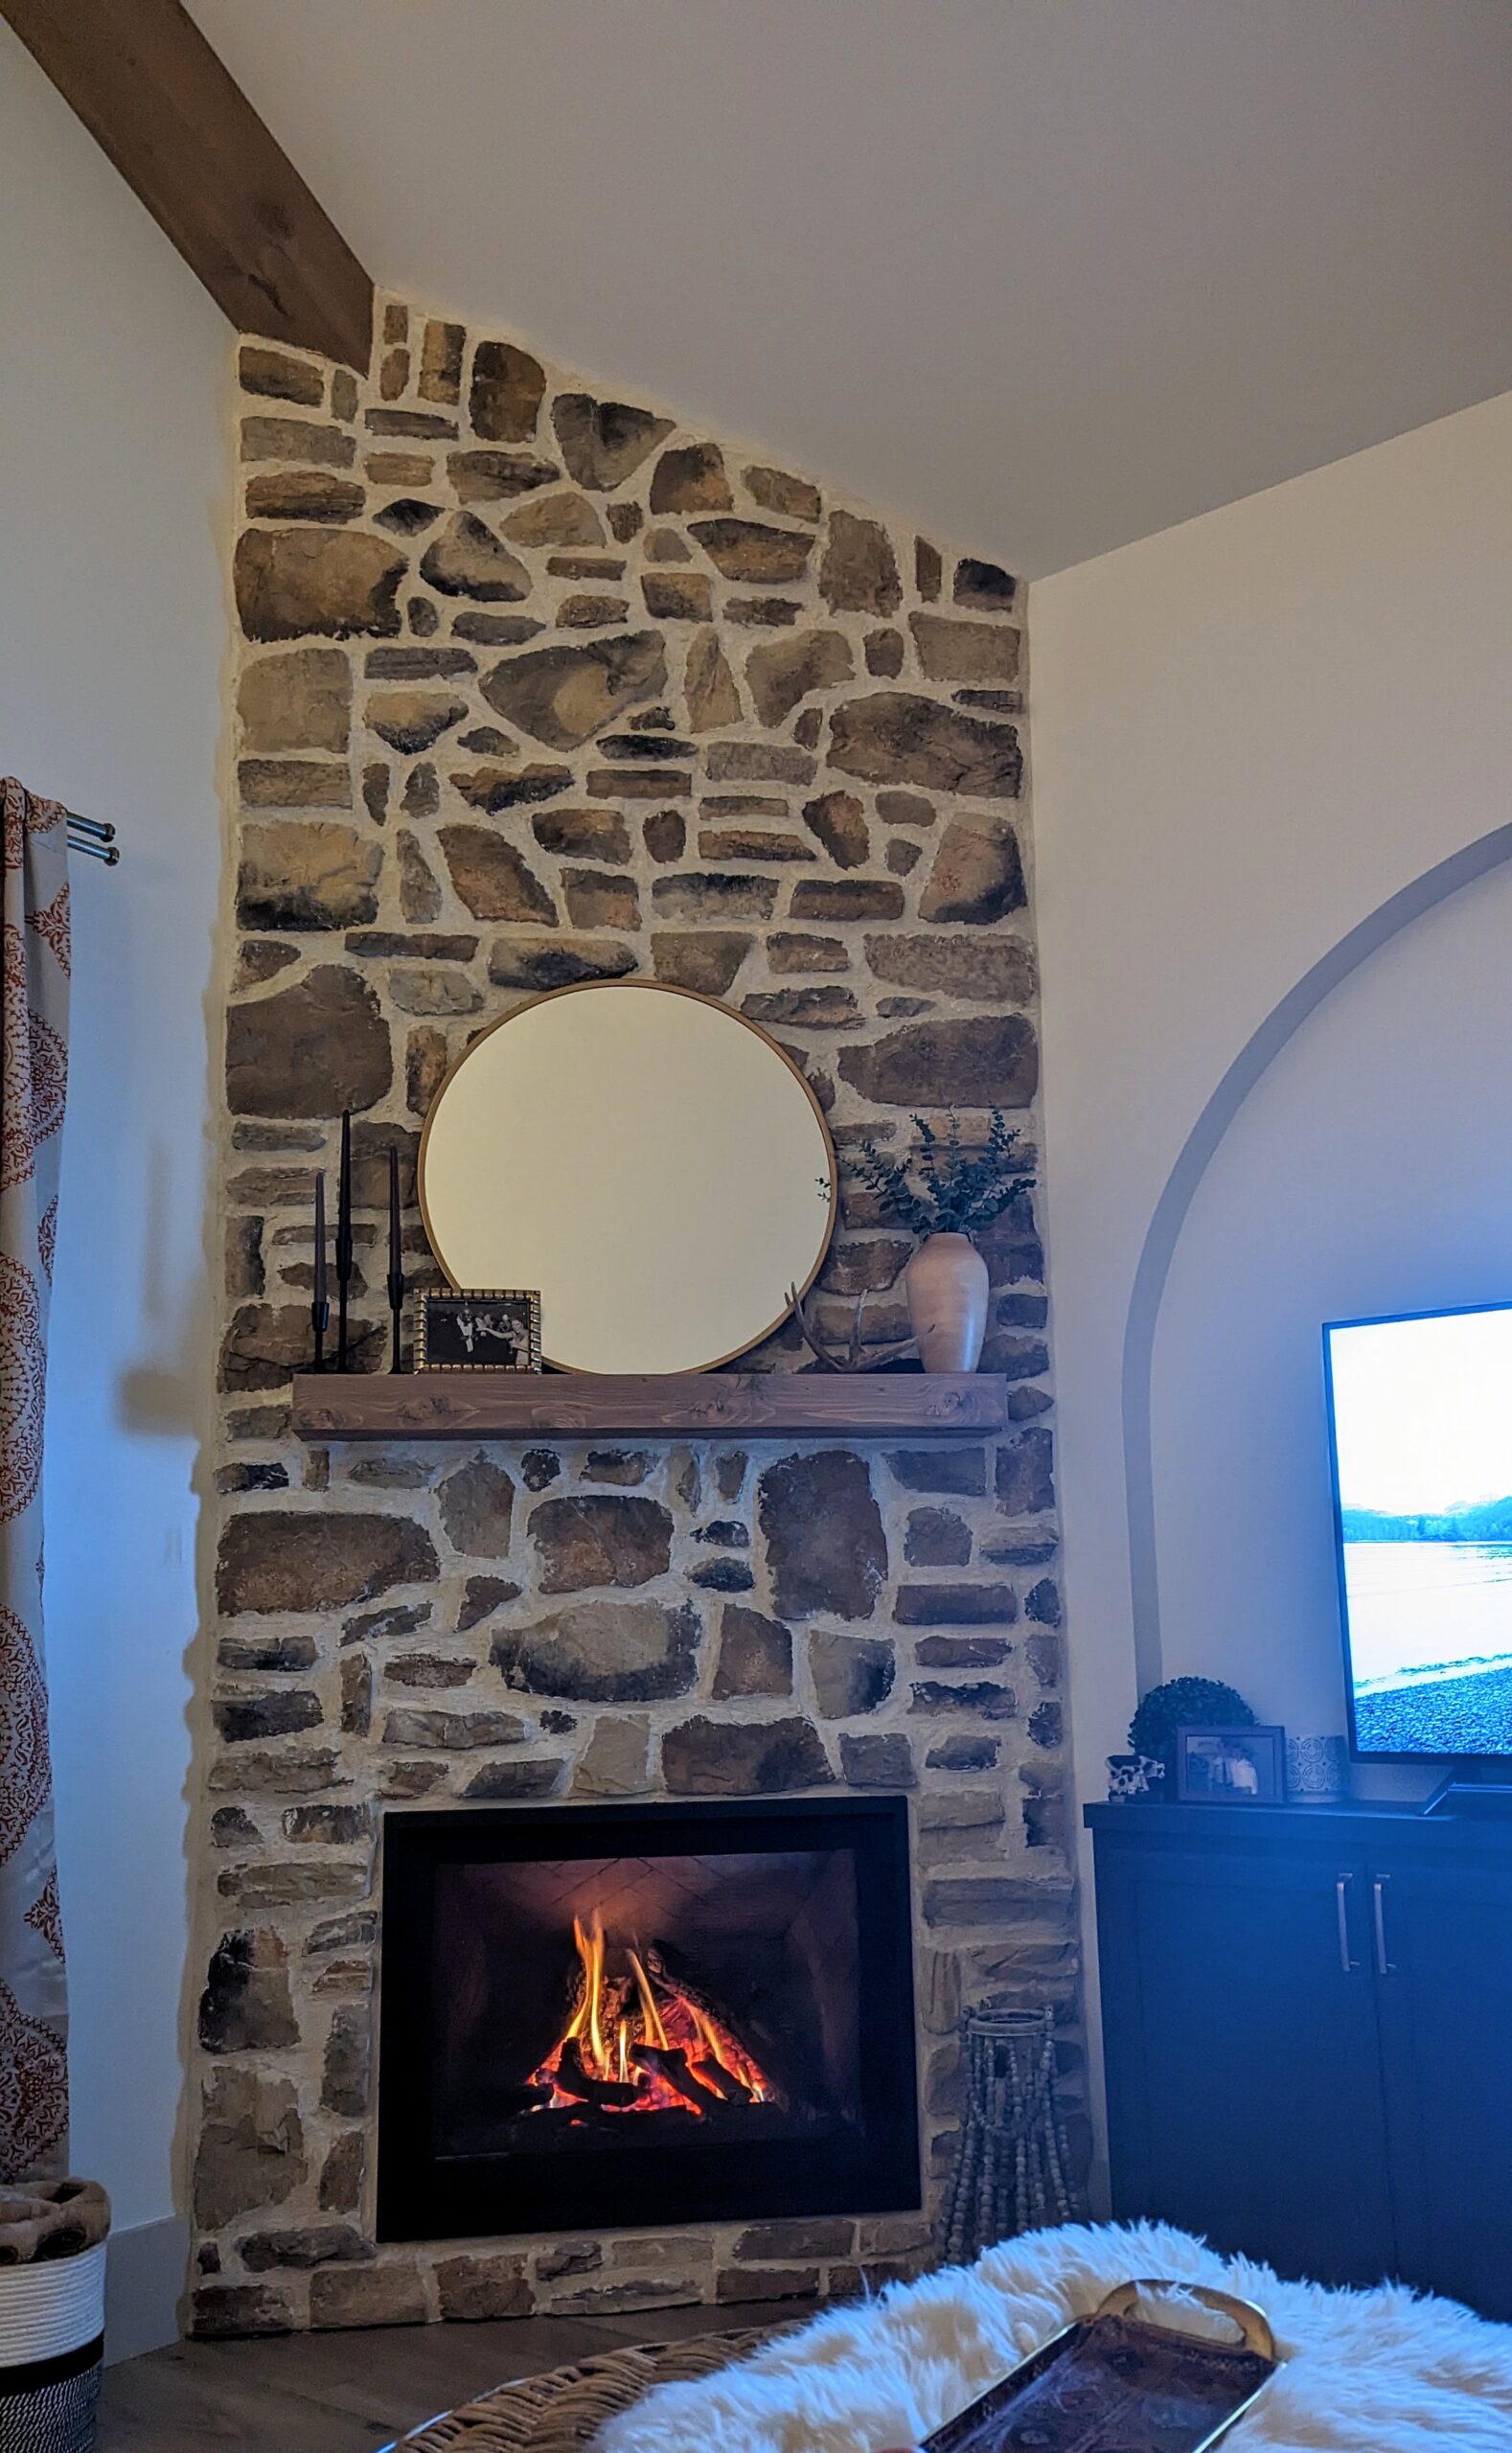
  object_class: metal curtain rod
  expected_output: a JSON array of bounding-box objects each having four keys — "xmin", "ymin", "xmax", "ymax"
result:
[{"xmin": 65, "ymin": 811, "xmax": 120, "ymax": 867}]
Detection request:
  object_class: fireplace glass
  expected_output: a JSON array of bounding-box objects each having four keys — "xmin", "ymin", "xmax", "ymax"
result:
[{"xmin": 378, "ymin": 1797, "xmax": 919, "ymax": 2240}]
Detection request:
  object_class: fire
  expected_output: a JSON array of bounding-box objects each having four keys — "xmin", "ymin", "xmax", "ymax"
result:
[{"xmin": 526, "ymin": 1914, "xmax": 776, "ymax": 2118}]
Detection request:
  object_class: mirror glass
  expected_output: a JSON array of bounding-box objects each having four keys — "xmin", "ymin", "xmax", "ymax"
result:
[{"xmin": 419, "ymin": 980, "xmax": 836, "ymax": 1374}]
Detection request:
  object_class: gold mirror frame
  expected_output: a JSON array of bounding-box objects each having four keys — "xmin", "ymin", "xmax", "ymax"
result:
[{"xmin": 416, "ymin": 978, "xmax": 838, "ymax": 1375}]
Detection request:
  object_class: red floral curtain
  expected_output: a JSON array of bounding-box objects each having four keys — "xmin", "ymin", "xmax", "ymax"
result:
[{"xmin": 0, "ymin": 778, "xmax": 70, "ymax": 2180}]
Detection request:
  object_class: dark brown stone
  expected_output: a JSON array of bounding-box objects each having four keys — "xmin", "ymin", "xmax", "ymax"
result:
[
  {"xmin": 198, "ymin": 1929, "xmax": 297, "ymax": 2054},
  {"xmin": 790, "ymin": 879, "xmax": 904, "ymax": 921},
  {"xmin": 532, "ymin": 807, "xmax": 631, "ymax": 861},
  {"xmin": 652, "ymin": 873, "xmax": 776, "ymax": 922},
  {"xmin": 865, "ymin": 629, "xmax": 905, "ymax": 678},
  {"xmin": 245, "ymin": 470, "xmax": 364, "ymax": 523},
  {"xmin": 208, "ymin": 1748, "xmax": 344, "ymax": 1796},
  {"xmin": 227, "ymin": 965, "xmax": 391, "ymax": 1116},
  {"xmin": 745, "ymin": 630, "xmax": 853, "ymax": 727},
  {"xmin": 650, "ymin": 443, "xmax": 732, "ymax": 513},
  {"xmin": 481, "ymin": 632, "xmax": 667, "ymax": 748},
  {"xmin": 661, "ymin": 1715, "xmax": 832, "ymax": 1796},
  {"xmin": 742, "ymin": 987, "xmax": 859, "ymax": 1029},
  {"xmin": 218, "ymin": 1513, "xmax": 438, "ymax": 1615},
  {"xmin": 237, "ymin": 822, "xmax": 379, "ymax": 932},
  {"xmin": 368, "ymin": 407, "xmax": 456, "ymax": 439},
  {"xmin": 709, "ymin": 1606, "xmax": 790, "ymax": 1699},
  {"xmin": 864, "ymin": 932, "xmax": 1036, "ymax": 1002},
  {"xmin": 374, "ymin": 495, "xmax": 442, "ymax": 538},
  {"xmin": 462, "ymin": 1758, "xmax": 566, "ymax": 1799},
  {"xmin": 894, "ymin": 1584, "xmax": 1017, "ymax": 1626},
  {"xmin": 552, "ymin": 395, "xmax": 674, "ymax": 490},
  {"xmin": 452, "ymin": 613, "xmax": 546, "ymax": 646},
  {"xmin": 828, "ymin": 693, "xmax": 1021, "ymax": 798},
  {"xmin": 438, "ymin": 1456, "xmax": 515, "ymax": 1557},
  {"xmin": 558, "ymin": 592, "xmax": 630, "ymax": 629},
  {"xmin": 470, "ymin": 340, "xmax": 547, "ymax": 441},
  {"xmin": 239, "ymin": 646, "xmax": 352, "ymax": 753},
  {"xmin": 586, "ymin": 766, "xmax": 691, "ymax": 799},
  {"xmin": 910, "ymin": 1681, "xmax": 1018, "ymax": 1718},
  {"xmin": 699, "ymin": 828, "xmax": 807, "ymax": 862},
  {"xmin": 919, "ymin": 815, "xmax": 1026, "ymax": 924},
  {"xmin": 758, "ymin": 1451, "xmax": 887, "ymax": 1620},
  {"xmin": 684, "ymin": 630, "xmax": 744, "ymax": 731},
  {"xmin": 839, "ymin": 1731, "xmax": 914, "ymax": 1787},
  {"xmin": 219, "ymin": 1301, "xmax": 367, "ymax": 1393},
  {"xmin": 487, "ymin": 935, "xmax": 635, "ymax": 991},
  {"xmin": 809, "ymin": 1630, "xmax": 895, "ymax": 1717},
  {"xmin": 820, "ymin": 512, "xmax": 902, "ymax": 616},
  {"xmin": 905, "ymin": 1508, "xmax": 972, "ymax": 1567},
  {"xmin": 494, "ymin": 1602, "xmax": 699, "ymax": 1703},
  {"xmin": 691, "ymin": 1558, "xmax": 753, "ymax": 1593},
  {"xmin": 282, "ymin": 1803, "xmax": 373, "ymax": 1844},
  {"xmin": 705, "ymin": 742, "xmax": 815, "ymax": 785},
  {"xmin": 801, "ymin": 790, "xmax": 869, "ymax": 868},
  {"xmin": 195, "ymin": 2069, "xmax": 304, "ymax": 2229},
  {"xmin": 449, "ymin": 764, "xmax": 575, "ymax": 813},
  {"xmin": 241, "ymin": 346, "xmax": 324, "ymax": 405},
  {"xmin": 584, "ymin": 1450, "xmax": 651, "ymax": 1485},
  {"xmin": 319, "ymin": 2131, "xmax": 366, "ymax": 2213},
  {"xmin": 914, "ymin": 1635, "xmax": 1010, "ymax": 1667},
  {"xmin": 767, "ymin": 932, "xmax": 848, "ymax": 974},
  {"xmin": 529, "ymin": 1496, "xmax": 673, "ymax": 1592},
  {"xmin": 650, "ymin": 931, "xmax": 752, "ymax": 994},
  {"xmin": 437, "ymin": 2255, "xmax": 534, "ymax": 2321},
  {"xmin": 837, "ymin": 1014, "xmax": 1037, "ymax": 1108},
  {"xmin": 1028, "ymin": 1699, "xmax": 1064, "ymax": 1749},
  {"xmin": 419, "ymin": 514, "xmax": 531, "ymax": 602},
  {"xmin": 563, "ymin": 867, "xmax": 640, "ymax": 929},
  {"xmin": 690, "ymin": 519, "xmax": 813, "ymax": 583},
  {"xmin": 886, "ymin": 841, "xmax": 923, "ymax": 878},
  {"xmin": 716, "ymin": 2266, "xmax": 820, "ymax": 2304},
  {"xmin": 239, "ymin": 759, "xmax": 352, "ymax": 810},
  {"xmin": 192, "ymin": 2282, "xmax": 294, "ymax": 2337},
  {"xmin": 213, "ymin": 1691, "xmax": 322, "ymax": 1744},
  {"xmin": 241, "ymin": 416, "xmax": 355, "ymax": 467},
  {"xmin": 448, "ymin": 449, "xmax": 561, "ymax": 503},
  {"xmin": 734, "ymin": 2218, "xmax": 852, "ymax": 2259},
  {"xmin": 928, "ymin": 1736, "xmax": 998, "ymax": 1772},
  {"xmin": 367, "ymin": 691, "xmax": 469, "ymax": 753},
  {"xmin": 320, "ymin": 2005, "xmax": 370, "ymax": 2121},
  {"xmin": 745, "ymin": 466, "xmax": 822, "ymax": 521},
  {"xmin": 240, "ymin": 2223, "xmax": 372, "ymax": 2274},
  {"xmin": 1024, "ymin": 1578, "xmax": 1061, "ymax": 1627},
  {"xmin": 997, "ymin": 1428, "xmax": 1055, "ymax": 1515},
  {"xmin": 954, "ymin": 557, "xmax": 1018, "ymax": 609},
  {"xmin": 439, "ymin": 827, "xmax": 558, "ymax": 922},
  {"xmin": 310, "ymin": 2264, "xmax": 425, "ymax": 2329},
  {"xmin": 236, "ymin": 530, "xmax": 405, "ymax": 642},
  {"xmin": 643, "ymin": 572, "xmax": 714, "ymax": 622},
  {"xmin": 643, "ymin": 810, "xmax": 686, "ymax": 863}
]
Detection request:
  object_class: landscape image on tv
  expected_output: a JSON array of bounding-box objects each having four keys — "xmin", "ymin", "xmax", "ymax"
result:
[{"xmin": 1328, "ymin": 1305, "xmax": 1512, "ymax": 1757}]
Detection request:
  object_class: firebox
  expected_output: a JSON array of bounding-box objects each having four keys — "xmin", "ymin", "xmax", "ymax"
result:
[{"xmin": 377, "ymin": 1796, "xmax": 920, "ymax": 2241}]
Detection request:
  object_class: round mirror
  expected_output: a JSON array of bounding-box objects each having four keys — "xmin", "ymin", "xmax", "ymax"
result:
[{"xmin": 418, "ymin": 980, "xmax": 836, "ymax": 1374}]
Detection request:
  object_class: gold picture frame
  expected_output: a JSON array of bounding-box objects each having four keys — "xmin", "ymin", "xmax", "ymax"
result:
[{"xmin": 416, "ymin": 1289, "xmax": 542, "ymax": 1373}]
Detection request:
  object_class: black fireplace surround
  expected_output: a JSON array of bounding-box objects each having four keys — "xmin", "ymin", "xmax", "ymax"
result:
[{"xmin": 378, "ymin": 1796, "xmax": 920, "ymax": 2241}]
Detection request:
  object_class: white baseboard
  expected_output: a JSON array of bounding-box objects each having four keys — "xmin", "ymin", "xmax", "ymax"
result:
[{"xmin": 104, "ymin": 2215, "xmax": 187, "ymax": 2365}]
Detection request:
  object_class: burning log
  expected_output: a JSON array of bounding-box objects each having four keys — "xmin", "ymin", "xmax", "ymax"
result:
[
  {"xmin": 554, "ymin": 2035, "xmax": 643, "ymax": 2109},
  {"xmin": 498, "ymin": 2081, "xmax": 554, "ymax": 2117},
  {"xmin": 630, "ymin": 2043, "xmax": 726, "ymax": 2113},
  {"xmin": 692, "ymin": 2055, "xmax": 752, "ymax": 2104}
]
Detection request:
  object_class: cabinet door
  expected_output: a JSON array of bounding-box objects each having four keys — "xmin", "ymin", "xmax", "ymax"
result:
[
  {"xmin": 1372, "ymin": 1853, "xmax": 1512, "ymax": 2319},
  {"xmin": 1097, "ymin": 1843, "xmax": 1397, "ymax": 2286}
]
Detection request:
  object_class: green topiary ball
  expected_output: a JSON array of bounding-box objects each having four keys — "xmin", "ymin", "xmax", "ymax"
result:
[{"xmin": 1129, "ymin": 1677, "xmax": 1255, "ymax": 1780}]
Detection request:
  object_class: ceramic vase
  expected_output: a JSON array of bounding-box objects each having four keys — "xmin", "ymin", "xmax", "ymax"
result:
[{"xmin": 904, "ymin": 1231, "xmax": 990, "ymax": 1372}]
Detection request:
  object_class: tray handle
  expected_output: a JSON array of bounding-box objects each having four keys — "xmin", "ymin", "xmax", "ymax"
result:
[{"xmin": 1093, "ymin": 2280, "xmax": 1276, "ymax": 2364}]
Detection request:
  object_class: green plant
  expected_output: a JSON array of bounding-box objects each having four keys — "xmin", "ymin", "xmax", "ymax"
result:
[
  {"xmin": 1129, "ymin": 1678, "xmax": 1256, "ymax": 1778},
  {"xmin": 852, "ymin": 1110, "xmax": 1032, "ymax": 1238}
]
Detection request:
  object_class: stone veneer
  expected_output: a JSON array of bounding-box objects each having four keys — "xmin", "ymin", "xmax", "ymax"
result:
[{"xmin": 192, "ymin": 300, "xmax": 1082, "ymax": 2338}]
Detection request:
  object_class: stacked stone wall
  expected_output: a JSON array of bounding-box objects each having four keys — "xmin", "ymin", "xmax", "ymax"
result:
[{"xmin": 194, "ymin": 299, "xmax": 1081, "ymax": 2335}]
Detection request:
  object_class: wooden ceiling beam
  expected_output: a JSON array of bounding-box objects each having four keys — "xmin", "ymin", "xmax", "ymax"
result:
[{"xmin": 2, "ymin": 0, "xmax": 374, "ymax": 369}]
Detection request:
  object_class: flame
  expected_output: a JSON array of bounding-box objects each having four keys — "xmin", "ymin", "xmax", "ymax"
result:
[{"xmin": 526, "ymin": 1912, "xmax": 776, "ymax": 2118}]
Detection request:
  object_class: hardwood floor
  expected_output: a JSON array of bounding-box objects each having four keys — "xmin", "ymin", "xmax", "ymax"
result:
[{"xmin": 96, "ymin": 2298, "xmax": 812, "ymax": 2453}]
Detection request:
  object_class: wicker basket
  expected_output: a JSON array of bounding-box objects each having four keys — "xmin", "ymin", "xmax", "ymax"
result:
[{"xmin": 387, "ymin": 2326, "xmax": 776, "ymax": 2453}]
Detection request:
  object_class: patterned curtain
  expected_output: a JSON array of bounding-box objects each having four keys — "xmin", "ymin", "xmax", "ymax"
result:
[{"xmin": 0, "ymin": 778, "xmax": 70, "ymax": 2180}]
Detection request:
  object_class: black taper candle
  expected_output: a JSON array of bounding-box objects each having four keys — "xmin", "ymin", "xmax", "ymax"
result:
[
  {"xmin": 311, "ymin": 1171, "xmax": 330, "ymax": 1372},
  {"xmin": 335, "ymin": 1110, "xmax": 354, "ymax": 1371},
  {"xmin": 387, "ymin": 1143, "xmax": 405, "ymax": 1373}
]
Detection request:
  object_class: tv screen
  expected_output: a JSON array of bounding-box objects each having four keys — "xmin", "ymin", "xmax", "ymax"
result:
[{"xmin": 1326, "ymin": 1303, "xmax": 1512, "ymax": 1760}]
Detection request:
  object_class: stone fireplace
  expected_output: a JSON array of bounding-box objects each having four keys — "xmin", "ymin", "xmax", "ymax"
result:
[
  {"xmin": 193, "ymin": 292, "xmax": 1083, "ymax": 2337},
  {"xmin": 377, "ymin": 1798, "xmax": 918, "ymax": 2241}
]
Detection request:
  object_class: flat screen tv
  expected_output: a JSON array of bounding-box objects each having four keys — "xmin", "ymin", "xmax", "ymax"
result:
[{"xmin": 1325, "ymin": 1302, "xmax": 1512, "ymax": 1762}]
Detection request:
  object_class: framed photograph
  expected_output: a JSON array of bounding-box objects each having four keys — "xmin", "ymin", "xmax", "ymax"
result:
[
  {"xmin": 417, "ymin": 1289, "xmax": 541, "ymax": 1373},
  {"xmin": 1175, "ymin": 1724, "xmax": 1285, "ymax": 1805}
]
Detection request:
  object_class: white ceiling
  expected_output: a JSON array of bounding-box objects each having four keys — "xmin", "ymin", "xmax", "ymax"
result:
[{"xmin": 189, "ymin": 0, "xmax": 1512, "ymax": 577}]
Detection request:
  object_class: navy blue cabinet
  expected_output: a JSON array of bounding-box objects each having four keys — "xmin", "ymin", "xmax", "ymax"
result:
[{"xmin": 1087, "ymin": 1801, "xmax": 1512, "ymax": 2320}]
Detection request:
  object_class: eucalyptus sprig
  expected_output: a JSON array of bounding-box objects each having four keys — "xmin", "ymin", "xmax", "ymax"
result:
[{"xmin": 851, "ymin": 1109, "xmax": 1031, "ymax": 1238}]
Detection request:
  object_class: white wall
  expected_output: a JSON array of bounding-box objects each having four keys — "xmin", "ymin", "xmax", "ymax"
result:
[
  {"xmin": 0, "ymin": 28, "xmax": 227, "ymax": 2349},
  {"xmin": 1029, "ymin": 388, "xmax": 1512, "ymax": 2187}
]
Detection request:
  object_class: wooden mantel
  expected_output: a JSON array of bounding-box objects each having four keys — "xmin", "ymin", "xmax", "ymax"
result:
[{"xmin": 290, "ymin": 1371, "xmax": 1008, "ymax": 1443}]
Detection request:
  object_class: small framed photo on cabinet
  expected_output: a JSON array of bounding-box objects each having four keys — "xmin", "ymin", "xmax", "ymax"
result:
[
  {"xmin": 1175, "ymin": 1724, "xmax": 1285, "ymax": 1804},
  {"xmin": 417, "ymin": 1290, "xmax": 541, "ymax": 1372}
]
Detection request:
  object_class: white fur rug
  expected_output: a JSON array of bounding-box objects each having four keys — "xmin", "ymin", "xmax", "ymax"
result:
[{"xmin": 599, "ymin": 2222, "xmax": 1512, "ymax": 2453}]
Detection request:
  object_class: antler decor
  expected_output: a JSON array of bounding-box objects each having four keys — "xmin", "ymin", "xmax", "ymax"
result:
[{"xmin": 785, "ymin": 1282, "xmax": 916, "ymax": 1373}]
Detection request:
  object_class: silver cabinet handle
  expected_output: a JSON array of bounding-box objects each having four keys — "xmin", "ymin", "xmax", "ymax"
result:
[
  {"xmin": 1336, "ymin": 1874, "xmax": 1359, "ymax": 1973},
  {"xmin": 1373, "ymin": 1875, "xmax": 1395, "ymax": 1976}
]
